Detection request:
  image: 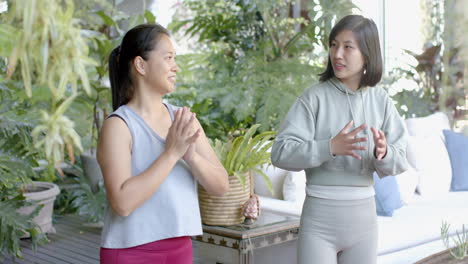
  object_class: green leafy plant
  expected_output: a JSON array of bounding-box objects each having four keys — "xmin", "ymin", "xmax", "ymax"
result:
[
  {"xmin": 70, "ymin": 175, "xmax": 106, "ymax": 224},
  {"xmin": 0, "ymin": 0, "xmax": 96, "ymax": 178},
  {"xmin": 0, "ymin": 1, "xmax": 111, "ymax": 258},
  {"xmin": 169, "ymin": 0, "xmax": 356, "ymax": 138},
  {"xmin": 211, "ymin": 124, "xmax": 276, "ymax": 192},
  {"xmin": 384, "ymin": 0, "xmax": 466, "ymax": 122},
  {"xmin": 53, "ymin": 164, "xmax": 106, "ymax": 224},
  {"xmin": 171, "ymin": 0, "xmax": 355, "ymax": 59},
  {"xmin": 0, "ymin": 188, "xmax": 48, "ymax": 261},
  {"xmin": 441, "ymin": 221, "xmax": 468, "ymax": 260},
  {"xmin": 0, "ymin": 81, "xmax": 48, "ymax": 260},
  {"xmin": 169, "ymin": 50, "xmax": 320, "ymax": 139},
  {"xmin": 384, "ymin": 44, "xmax": 465, "ymax": 120}
]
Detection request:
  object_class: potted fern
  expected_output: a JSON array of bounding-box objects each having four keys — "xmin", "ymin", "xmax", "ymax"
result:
[{"xmin": 198, "ymin": 124, "xmax": 275, "ymax": 226}]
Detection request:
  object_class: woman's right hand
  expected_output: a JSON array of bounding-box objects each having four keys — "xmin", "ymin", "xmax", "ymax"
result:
[
  {"xmin": 165, "ymin": 107, "xmax": 200, "ymax": 160},
  {"xmin": 330, "ymin": 120, "xmax": 368, "ymax": 159}
]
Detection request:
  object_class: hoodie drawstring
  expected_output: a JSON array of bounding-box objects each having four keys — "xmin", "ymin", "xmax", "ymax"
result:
[
  {"xmin": 345, "ymin": 88, "xmax": 369, "ymax": 173},
  {"xmin": 361, "ymin": 90, "xmax": 371, "ymax": 172}
]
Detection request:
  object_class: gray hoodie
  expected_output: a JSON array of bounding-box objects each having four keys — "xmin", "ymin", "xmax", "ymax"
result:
[{"xmin": 272, "ymin": 77, "xmax": 408, "ymax": 187}]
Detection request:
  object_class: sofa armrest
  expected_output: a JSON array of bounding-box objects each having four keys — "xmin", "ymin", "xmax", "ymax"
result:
[{"xmin": 258, "ymin": 195, "xmax": 303, "ymax": 218}]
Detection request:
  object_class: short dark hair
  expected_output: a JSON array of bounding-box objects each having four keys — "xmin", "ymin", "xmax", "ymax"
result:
[
  {"xmin": 319, "ymin": 15, "xmax": 383, "ymax": 88},
  {"xmin": 108, "ymin": 24, "xmax": 170, "ymax": 111}
]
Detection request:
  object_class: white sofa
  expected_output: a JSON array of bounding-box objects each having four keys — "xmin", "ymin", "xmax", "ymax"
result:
[{"xmin": 254, "ymin": 112, "xmax": 468, "ymax": 264}]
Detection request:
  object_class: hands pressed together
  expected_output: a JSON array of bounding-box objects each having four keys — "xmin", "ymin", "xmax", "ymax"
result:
[
  {"xmin": 331, "ymin": 120, "xmax": 387, "ymax": 160},
  {"xmin": 165, "ymin": 107, "xmax": 200, "ymax": 161}
]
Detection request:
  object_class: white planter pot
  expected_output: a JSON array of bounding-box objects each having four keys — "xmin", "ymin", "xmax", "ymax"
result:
[{"xmin": 17, "ymin": 181, "xmax": 60, "ymax": 235}]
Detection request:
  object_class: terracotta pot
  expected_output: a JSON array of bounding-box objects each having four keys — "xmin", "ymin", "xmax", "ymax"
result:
[{"xmin": 17, "ymin": 181, "xmax": 60, "ymax": 235}]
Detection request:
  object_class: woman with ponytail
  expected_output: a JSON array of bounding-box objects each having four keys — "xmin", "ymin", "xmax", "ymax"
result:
[{"xmin": 98, "ymin": 23, "xmax": 229, "ymax": 264}]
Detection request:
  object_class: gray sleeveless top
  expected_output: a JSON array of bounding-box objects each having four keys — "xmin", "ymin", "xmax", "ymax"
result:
[{"xmin": 101, "ymin": 104, "xmax": 202, "ymax": 248}]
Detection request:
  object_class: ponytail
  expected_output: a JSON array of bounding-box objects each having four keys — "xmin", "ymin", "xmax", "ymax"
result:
[
  {"xmin": 109, "ymin": 46, "xmax": 122, "ymax": 111},
  {"xmin": 109, "ymin": 45, "xmax": 133, "ymax": 111}
]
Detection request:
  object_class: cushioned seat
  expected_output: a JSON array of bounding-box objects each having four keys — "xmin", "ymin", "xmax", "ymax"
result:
[{"xmin": 378, "ymin": 192, "xmax": 468, "ymax": 255}]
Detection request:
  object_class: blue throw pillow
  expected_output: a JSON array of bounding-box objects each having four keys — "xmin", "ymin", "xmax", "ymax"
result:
[
  {"xmin": 443, "ymin": 130, "xmax": 468, "ymax": 191},
  {"xmin": 373, "ymin": 172, "xmax": 403, "ymax": 217}
]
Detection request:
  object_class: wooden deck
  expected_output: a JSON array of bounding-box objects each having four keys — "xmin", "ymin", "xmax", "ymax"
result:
[
  {"xmin": 3, "ymin": 215, "xmax": 101, "ymax": 264},
  {"xmin": 3, "ymin": 214, "xmax": 203, "ymax": 264}
]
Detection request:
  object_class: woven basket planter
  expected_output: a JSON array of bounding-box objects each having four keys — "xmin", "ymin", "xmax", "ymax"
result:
[{"xmin": 198, "ymin": 173, "xmax": 252, "ymax": 226}]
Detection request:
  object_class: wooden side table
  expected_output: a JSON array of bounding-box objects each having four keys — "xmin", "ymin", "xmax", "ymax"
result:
[{"xmin": 192, "ymin": 212, "xmax": 300, "ymax": 264}]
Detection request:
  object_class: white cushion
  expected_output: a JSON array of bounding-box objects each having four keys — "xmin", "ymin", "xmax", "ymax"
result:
[
  {"xmin": 253, "ymin": 165, "xmax": 288, "ymax": 199},
  {"xmin": 282, "ymin": 170, "xmax": 306, "ymax": 204},
  {"xmin": 406, "ymin": 135, "xmax": 451, "ymax": 196},
  {"xmin": 404, "ymin": 113, "xmax": 452, "ymax": 196},
  {"xmin": 394, "ymin": 167, "xmax": 419, "ymax": 204},
  {"xmin": 258, "ymin": 195, "xmax": 302, "ymax": 217},
  {"xmin": 405, "ymin": 112, "xmax": 450, "ymax": 139}
]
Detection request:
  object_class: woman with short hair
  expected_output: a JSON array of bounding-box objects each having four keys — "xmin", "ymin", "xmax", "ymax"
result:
[{"xmin": 272, "ymin": 15, "xmax": 409, "ymax": 264}]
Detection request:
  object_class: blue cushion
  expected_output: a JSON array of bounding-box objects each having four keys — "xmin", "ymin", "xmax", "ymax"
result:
[
  {"xmin": 373, "ymin": 172, "xmax": 403, "ymax": 217},
  {"xmin": 443, "ymin": 130, "xmax": 468, "ymax": 191}
]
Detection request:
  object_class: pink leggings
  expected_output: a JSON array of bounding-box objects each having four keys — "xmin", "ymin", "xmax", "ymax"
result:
[{"xmin": 100, "ymin": 236, "xmax": 192, "ymax": 264}]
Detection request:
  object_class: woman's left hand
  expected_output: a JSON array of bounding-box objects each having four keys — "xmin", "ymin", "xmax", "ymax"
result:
[{"xmin": 371, "ymin": 127, "xmax": 387, "ymax": 160}]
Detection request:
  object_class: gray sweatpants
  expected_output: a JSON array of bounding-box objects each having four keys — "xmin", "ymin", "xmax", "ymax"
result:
[{"xmin": 298, "ymin": 196, "xmax": 378, "ymax": 264}]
